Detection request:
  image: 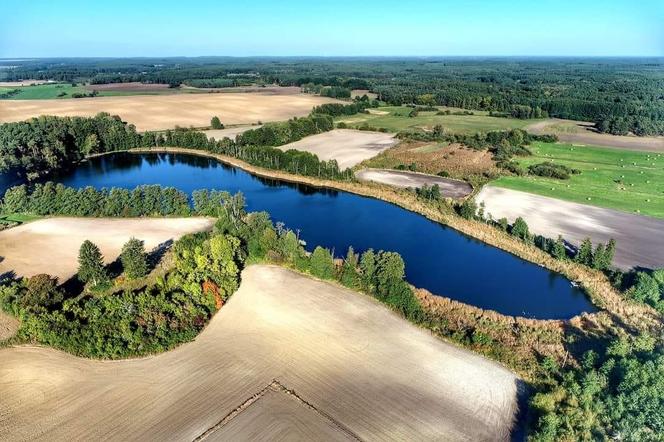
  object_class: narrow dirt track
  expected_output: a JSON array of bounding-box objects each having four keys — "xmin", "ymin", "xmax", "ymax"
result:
[
  {"xmin": 477, "ymin": 186, "xmax": 664, "ymax": 270},
  {"xmin": 0, "ymin": 265, "xmax": 522, "ymax": 441}
]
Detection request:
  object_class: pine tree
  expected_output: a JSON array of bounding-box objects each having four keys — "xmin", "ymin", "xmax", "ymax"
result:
[
  {"xmin": 340, "ymin": 246, "xmax": 360, "ymax": 289},
  {"xmin": 78, "ymin": 240, "xmax": 108, "ymax": 286},
  {"xmin": 310, "ymin": 246, "xmax": 335, "ymax": 280},
  {"xmin": 592, "ymin": 243, "xmax": 606, "ymax": 270},
  {"xmin": 552, "ymin": 235, "xmax": 567, "ymax": 260},
  {"xmin": 575, "ymin": 238, "xmax": 594, "ymax": 266},
  {"xmin": 120, "ymin": 237, "xmax": 148, "ymax": 280},
  {"xmin": 511, "ymin": 217, "xmax": 531, "ymax": 242}
]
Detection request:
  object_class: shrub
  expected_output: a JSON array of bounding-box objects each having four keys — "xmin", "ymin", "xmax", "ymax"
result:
[
  {"xmin": 528, "ymin": 162, "xmax": 579, "ymax": 180},
  {"xmin": 210, "ymin": 116, "xmax": 224, "ymax": 129}
]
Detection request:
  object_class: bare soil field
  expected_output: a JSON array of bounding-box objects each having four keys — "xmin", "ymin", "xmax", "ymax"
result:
[
  {"xmin": 477, "ymin": 186, "xmax": 664, "ymax": 270},
  {"xmin": 84, "ymin": 82, "xmax": 171, "ymax": 92},
  {"xmin": 0, "ymin": 217, "xmax": 214, "ymax": 281},
  {"xmin": 279, "ymin": 129, "xmax": 397, "ymax": 169},
  {"xmin": 202, "ymin": 124, "xmax": 261, "ymax": 140},
  {"xmin": 356, "ymin": 168, "xmax": 473, "ymax": 198},
  {"xmin": 351, "ymin": 89, "xmax": 378, "ymax": 99},
  {"xmin": 0, "ymin": 93, "xmax": 339, "ymax": 131},
  {"xmin": 0, "ymin": 265, "xmax": 522, "ymax": 441},
  {"xmin": 527, "ymin": 119, "xmax": 664, "ymax": 153}
]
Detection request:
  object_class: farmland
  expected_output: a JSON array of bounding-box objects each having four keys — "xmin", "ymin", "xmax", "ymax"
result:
[
  {"xmin": 0, "ymin": 265, "xmax": 521, "ymax": 441},
  {"xmin": 0, "ymin": 93, "xmax": 339, "ymax": 131},
  {"xmin": 492, "ymin": 141, "xmax": 664, "ymax": 218},
  {"xmin": 278, "ymin": 129, "xmax": 397, "ymax": 169},
  {"xmin": 477, "ymin": 186, "xmax": 664, "ymax": 270},
  {"xmin": 336, "ymin": 106, "xmax": 536, "ymax": 134},
  {"xmin": 0, "ymin": 217, "xmax": 214, "ymax": 281}
]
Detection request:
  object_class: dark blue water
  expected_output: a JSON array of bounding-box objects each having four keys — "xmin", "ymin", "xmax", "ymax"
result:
[{"xmin": 28, "ymin": 152, "xmax": 595, "ymax": 319}]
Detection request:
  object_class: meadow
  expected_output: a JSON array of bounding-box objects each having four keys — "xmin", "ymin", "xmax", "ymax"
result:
[
  {"xmin": 492, "ymin": 141, "xmax": 664, "ymax": 217},
  {"xmin": 336, "ymin": 106, "xmax": 535, "ymax": 134}
]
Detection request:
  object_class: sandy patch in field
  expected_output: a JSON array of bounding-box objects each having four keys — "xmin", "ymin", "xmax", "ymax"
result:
[
  {"xmin": 279, "ymin": 129, "xmax": 397, "ymax": 169},
  {"xmin": 202, "ymin": 125, "xmax": 262, "ymax": 140},
  {"xmin": 351, "ymin": 89, "xmax": 378, "ymax": 99},
  {"xmin": 356, "ymin": 168, "xmax": 472, "ymax": 199},
  {"xmin": 527, "ymin": 119, "xmax": 664, "ymax": 153},
  {"xmin": 0, "ymin": 80, "xmax": 52, "ymax": 87},
  {"xmin": 0, "ymin": 217, "xmax": 214, "ymax": 281},
  {"xmin": 366, "ymin": 108, "xmax": 388, "ymax": 115},
  {"xmin": 0, "ymin": 93, "xmax": 339, "ymax": 131},
  {"xmin": 477, "ymin": 186, "xmax": 664, "ymax": 270},
  {"xmin": 0, "ymin": 265, "xmax": 521, "ymax": 441}
]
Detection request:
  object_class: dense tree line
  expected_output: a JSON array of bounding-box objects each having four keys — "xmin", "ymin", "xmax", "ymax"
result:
[
  {"xmin": 0, "ymin": 112, "xmax": 353, "ymax": 182},
  {"xmin": 0, "ymin": 113, "xmax": 141, "ymax": 180},
  {"xmin": 6, "ymin": 57, "xmax": 661, "ymax": 135},
  {"xmin": 2, "ymin": 183, "xmax": 191, "ymax": 217}
]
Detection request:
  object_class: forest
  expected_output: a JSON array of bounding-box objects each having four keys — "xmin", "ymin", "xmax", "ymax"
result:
[
  {"xmin": 2, "ymin": 57, "xmax": 662, "ymax": 135},
  {"xmin": 0, "ymin": 112, "xmax": 352, "ymax": 181}
]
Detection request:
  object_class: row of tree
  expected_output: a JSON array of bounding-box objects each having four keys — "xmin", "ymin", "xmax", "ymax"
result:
[{"xmin": 2, "ymin": 183, "xmax": 191, "ymax": 217}]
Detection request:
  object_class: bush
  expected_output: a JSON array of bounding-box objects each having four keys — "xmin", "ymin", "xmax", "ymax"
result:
[
  {"xmin": 528, "ymin": 162, "xmax": 579, "ymax": 180},
  {"xmin": 210, "ymin": 116, "xmax": 224, "ymax": 129}
]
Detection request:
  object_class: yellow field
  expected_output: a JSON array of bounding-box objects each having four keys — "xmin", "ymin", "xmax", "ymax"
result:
[{"xmin": 0, "ymin": 93, "xmax": 339, "ymax": 131}]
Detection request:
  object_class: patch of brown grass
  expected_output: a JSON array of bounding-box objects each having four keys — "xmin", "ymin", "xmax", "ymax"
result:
[{"xmin": 360, "ymin": 141, "xmax": 500, "ymax": 181}]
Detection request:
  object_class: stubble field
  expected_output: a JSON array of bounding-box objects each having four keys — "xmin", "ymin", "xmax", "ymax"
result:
[
  {"xmin": 0, "ymin": 93, "xmax": 339, "ymax": 131},
  {"xmin": 0, "ymin": 265, "xmax": 522, "ymax": 441}
]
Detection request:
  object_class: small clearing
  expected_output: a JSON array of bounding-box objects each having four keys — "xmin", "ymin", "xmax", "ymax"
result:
[
  {"xmin": 0, "ymin": 265, "xmax": 521, "ymax": 441},
  {"xmin": 279, "ymin": 129, "xmax": 397, "ymax": 169},
  {"xmin": 356, "ymin": 168, "xmax": 473, "ymax": 198},
  {"xmin": 0, "ymin": 217, "xmax": 214, "ymax": 281},
  {"xmin": 477, "ymin": 186, "xmax": 664, "ymax": 270},
  {"xmin": 0, "ymin": 93, "xmax": 339, "ymax": 131},
  {"xmin": 202, "ymin": 125, "xmax": 262, "ymax": 141},
  {"xmin": 526, "ymin": 119, "xmax": 664, "ymax": 153}
]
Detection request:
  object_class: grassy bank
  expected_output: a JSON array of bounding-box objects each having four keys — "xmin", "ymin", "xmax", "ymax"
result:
[{"xmin": 493, "ymin": 141, "xmax": 664, "ymax": 217}]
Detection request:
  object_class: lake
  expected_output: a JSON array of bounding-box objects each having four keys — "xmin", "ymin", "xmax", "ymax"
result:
[{"xmin": 32, "ymin": 152, "xmax": 596, "ymax": 319}]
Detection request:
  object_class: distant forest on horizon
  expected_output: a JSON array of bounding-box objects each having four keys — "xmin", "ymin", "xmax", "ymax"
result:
[{"xmin": 2, "ymin": 56, "xmax": 663, "ymax": 136}]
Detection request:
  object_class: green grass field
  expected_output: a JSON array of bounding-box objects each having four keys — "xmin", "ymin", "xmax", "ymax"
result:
[
  {"xmin": 492, "ymin": 142, "xmax": 664, "ymax": 218},
  {"xmin": 0, "ymin": 213, "xmax": 42, "ymax": 224},
  {"xmin": 0, "ymin": 83, "xmax": 90, "ymax": 99},
  {"xmin": 335, "ymin": 106, "xmax": 535, "ymax": 134},
  {"xmin": 0, "ymin": 83, "xmax": 196, "ymax": 99}
]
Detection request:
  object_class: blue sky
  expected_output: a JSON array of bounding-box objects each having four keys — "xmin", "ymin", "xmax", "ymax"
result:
[{"xmin": 1, "ymin": 0, "xmax": 662, "ymax": 57}]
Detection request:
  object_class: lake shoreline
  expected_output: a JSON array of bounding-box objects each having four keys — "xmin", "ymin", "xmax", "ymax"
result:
[{"xmin": 90, "ymin": 146, "xmax": 656, "ymax": 330}]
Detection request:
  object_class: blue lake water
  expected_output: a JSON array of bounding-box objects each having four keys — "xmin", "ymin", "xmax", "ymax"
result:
[{"xmin": 14, "ymin": 152, "xmax": 596, "ymax": 319}]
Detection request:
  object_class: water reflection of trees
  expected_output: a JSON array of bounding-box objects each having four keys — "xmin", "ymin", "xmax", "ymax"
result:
[{"xmin": 254, "ymin": 175, "xmax": 338, "ymax": 197}]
